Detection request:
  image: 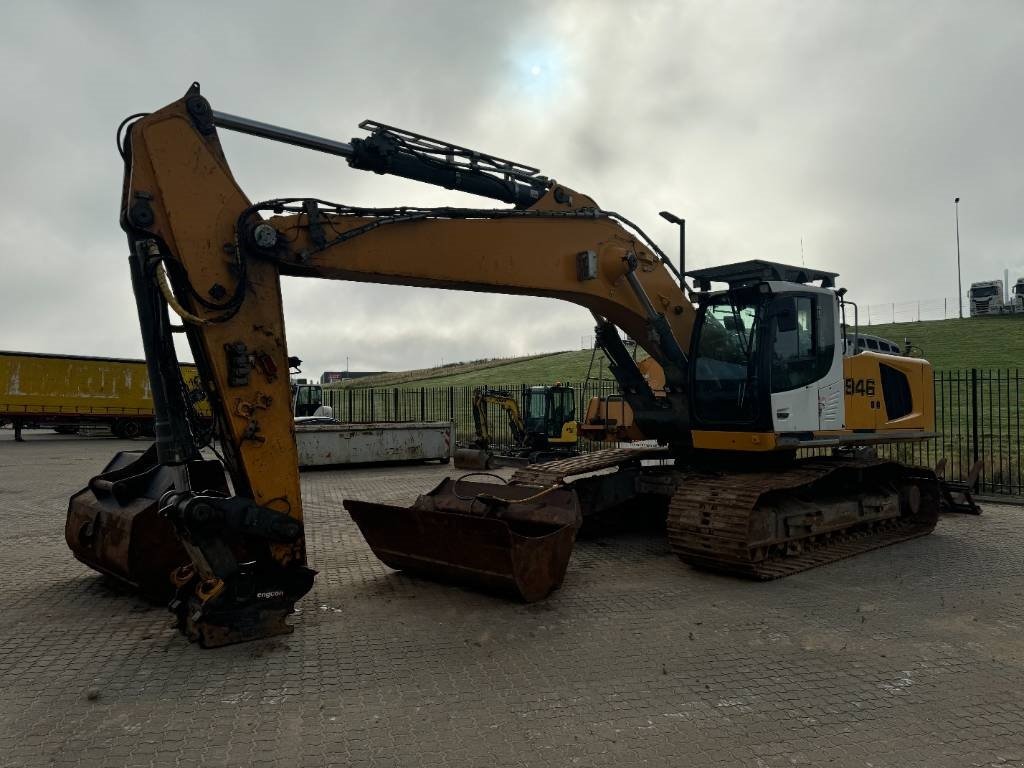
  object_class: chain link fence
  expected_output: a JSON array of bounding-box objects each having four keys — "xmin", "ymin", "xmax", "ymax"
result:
[{"xmin": 860, "ymin": 296, "xmax": 963, "ymax": 325}]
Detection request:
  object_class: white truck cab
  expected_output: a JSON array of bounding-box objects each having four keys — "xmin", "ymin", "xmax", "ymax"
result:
[
  {"xmin": 1012, "ymin": 278, "xmax": 1024, "ymax": 312},
  {"xmin": 968, "ymin": 280, "xmax": 1005, "ymax": 316}
]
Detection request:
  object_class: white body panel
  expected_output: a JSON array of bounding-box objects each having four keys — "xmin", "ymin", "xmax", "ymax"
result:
[
  {"xmin": 295, "ymin": 420, "xmax": 452, "ymax": 467},
  {"xmin": 767, "ymin": 284, "xmax": 845, "ymax": 433},
  {"xmin": 769, "ymin": 361, "xmax": 844, "ymax": 432}
]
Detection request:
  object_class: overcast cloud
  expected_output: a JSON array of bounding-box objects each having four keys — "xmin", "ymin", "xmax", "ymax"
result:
[{"xmin": 0, "ymin": 1, "xmax": 1020, "ymax": 377}]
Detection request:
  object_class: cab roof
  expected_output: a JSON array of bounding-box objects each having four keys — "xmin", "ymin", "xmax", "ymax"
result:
[{"xmin": 686, "ymin": 260, "xmax": 838, "ymax": 290}]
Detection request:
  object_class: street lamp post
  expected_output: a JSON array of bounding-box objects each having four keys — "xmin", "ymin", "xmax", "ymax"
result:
[{"xmin": 955, "ymin": 197, "xmax": 962, "ymax": 319}]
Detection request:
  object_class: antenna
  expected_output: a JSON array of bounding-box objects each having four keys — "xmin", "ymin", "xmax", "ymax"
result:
[{"xmin": 800, "ymin": 236, "xmax": 805, "ymax": 267}]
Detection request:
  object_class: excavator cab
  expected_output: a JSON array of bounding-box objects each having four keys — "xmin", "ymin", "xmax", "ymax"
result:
[
  {"xmin": 523, "ymin": 385, "xmax": 577, "ymax": 446},
  {"xmin": 687, "ymin": 262, "xmax": 844, "ymax": 436},
  {"xmin": 291, "ymin": 382, "xmax": 325, "ymax": 417}
]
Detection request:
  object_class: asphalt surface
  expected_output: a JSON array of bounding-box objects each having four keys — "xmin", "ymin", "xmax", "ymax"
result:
[{"xmin": 2, "ymin": 430, "xmax": 1023, "ymax": 767}]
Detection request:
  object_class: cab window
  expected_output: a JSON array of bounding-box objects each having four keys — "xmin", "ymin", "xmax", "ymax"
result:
[
  {"xmin": 558, "ymin": 389, "xmax": 575, "ymax": 422},
  {"xmin": 295, "ymin": 386, "xmax": 321, "ymax": 407},
  {"xmin": 770, "ymin": 295, "xmax": 835, "ymax": 393},
  {"xmin": 694, "ymin": 299, "xmax": 761, "ymax": 422}
]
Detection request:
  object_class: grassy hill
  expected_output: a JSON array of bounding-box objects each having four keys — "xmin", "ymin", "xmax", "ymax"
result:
[
  {"xmin": 331, "ymin": 348, "xmax": 640, "ymax": 389},
  {"xmin": 865, "ymin": 315, "xmax": 1023, "ymax": 370},
  {"xmin": 328, "ymin": 316, "xmax": 1021, "ymax": 391}
]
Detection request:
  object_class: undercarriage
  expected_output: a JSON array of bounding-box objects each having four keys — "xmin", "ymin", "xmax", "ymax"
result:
[{"xmin": 345, "ymin": 447, "xmax": 941, "ymax": 599}]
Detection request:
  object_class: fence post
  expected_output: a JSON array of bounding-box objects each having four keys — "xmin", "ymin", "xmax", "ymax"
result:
[
  {"xmin": 420, "ymin": 387, "xmax": 425, "ymax": 421},
  {"xmin": 971, "ymin": 368, "xmax": 980, "ymax": 476}
]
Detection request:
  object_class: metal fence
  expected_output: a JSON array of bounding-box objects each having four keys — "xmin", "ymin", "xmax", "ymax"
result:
[
  {"xmin": 862, "ymin": 296, "xmax": 962, "ymax": 325},
  {"xmin": 323, "ymin": 380, "xmax": 623, "ymax": 454},
  {"xmin": 868, "ymin": 369, "xmax": 1023, "ymax": 496},
  {"xmin": 325, "ymin": 369, "xmax": 1023, "ymax": 497}
]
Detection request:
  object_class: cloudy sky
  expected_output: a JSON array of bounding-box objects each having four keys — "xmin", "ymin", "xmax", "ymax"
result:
[{"xmin": 1, "ymin": 1, "xmax": 1021, "ymax": 377}]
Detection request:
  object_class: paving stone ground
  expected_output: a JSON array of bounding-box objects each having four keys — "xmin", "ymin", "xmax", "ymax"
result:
[{"xmin": 2, "ymin": 430, "xmax": 1024, "ymax": 767}]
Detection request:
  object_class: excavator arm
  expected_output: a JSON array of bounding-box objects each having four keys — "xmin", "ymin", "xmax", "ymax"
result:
[
  {"xmin": 108, "ymin": 84, "xmax": 696, "ymax": 644},
  {"xmin": 469, "ymin": 389, "xmax": 528, "ymax": 450}
]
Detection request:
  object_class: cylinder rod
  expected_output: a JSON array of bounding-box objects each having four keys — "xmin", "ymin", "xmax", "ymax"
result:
[{"xmin": 212, "ymin": 110, "xmax": 355, "ymax": 158}]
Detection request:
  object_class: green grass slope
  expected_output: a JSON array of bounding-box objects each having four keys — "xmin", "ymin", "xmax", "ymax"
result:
[
  {"xmin": 332, "ymin": 348, "xmax": 645, "ymax": 389},
  {"xmin": 866, "ymin": 315, "xmax": 1023, "ymax": 370},
  {"xmin": 330, "ymin": 316, "xmax": 1020, "ymax": 392}
]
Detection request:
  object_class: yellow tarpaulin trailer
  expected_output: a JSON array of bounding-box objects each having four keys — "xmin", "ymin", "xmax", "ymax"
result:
[{"xmin": 0, "ymin": 350, "xmax": 200, "ymax": 438}]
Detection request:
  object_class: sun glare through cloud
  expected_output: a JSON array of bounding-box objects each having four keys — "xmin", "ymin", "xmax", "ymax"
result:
[{"xmin": 508, "ymin": 42, "xmax": 565, "ymax": 102}]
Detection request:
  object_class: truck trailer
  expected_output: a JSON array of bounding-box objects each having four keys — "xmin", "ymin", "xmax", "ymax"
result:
[{"xmin": 0, "ymin": 350, "xmax": 201, "ymax": 440}]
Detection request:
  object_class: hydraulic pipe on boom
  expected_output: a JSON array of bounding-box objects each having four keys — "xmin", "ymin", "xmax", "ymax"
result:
[{"xmin": 211, "ymin": 111, "xmax": 549, "ymax": 207}]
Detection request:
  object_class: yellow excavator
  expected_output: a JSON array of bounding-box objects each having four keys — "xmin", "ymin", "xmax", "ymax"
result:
[
  {"xmin": 453, "ymin": 385, "xmax": 578, "ymax": 469},
  {"xmin": 66, "ymin": 84, "xmax": 939, "ymax": 646}
]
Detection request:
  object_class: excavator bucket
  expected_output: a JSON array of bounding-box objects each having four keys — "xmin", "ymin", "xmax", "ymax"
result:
[
  {"xmin": 344, "ymin": 478, "xmax": 581, "ymax": 602},
  {"xmin": 452, "ymin": 447, "xmax": 495, "ymax": 470},
  {"xmin": 66, "ymin": 445, "xmax": 227, "ymax": 601}
]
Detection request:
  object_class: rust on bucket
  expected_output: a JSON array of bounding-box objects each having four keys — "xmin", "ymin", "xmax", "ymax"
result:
[{"xmin": 344, "ymin": 477, "xmax": 580, "ymax": 602}]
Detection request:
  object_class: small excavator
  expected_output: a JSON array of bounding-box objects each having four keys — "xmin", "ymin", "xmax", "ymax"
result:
[
  {"xmin": 66, "ymin": 84, "xmax": 940, "ymax": 646},
  {"xmin": 453, "ymin": 385, "xmax": 578, "ymax": 469}
]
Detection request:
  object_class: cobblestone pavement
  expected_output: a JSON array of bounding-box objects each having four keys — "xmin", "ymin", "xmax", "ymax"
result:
[{"xmin": 2, "ymin": 431, "xmax": 1024, "ymax": 767}]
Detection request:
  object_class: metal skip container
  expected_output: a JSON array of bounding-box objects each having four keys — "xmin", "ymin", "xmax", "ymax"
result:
[
  {"xmin": 344, "ymin": 478, "xmax": 581, "ymax": 602},
  {"xmin": 295, "ymin": 420, "xmax": 453, "ymax": 467}
]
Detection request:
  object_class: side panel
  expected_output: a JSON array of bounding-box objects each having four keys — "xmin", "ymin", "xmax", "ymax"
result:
[
  {"xmin": 0, "ymin": 351, "xmax": 199, "ymax": 419},
  {"xmin": 556, "ymin": 420, "xmax": 578, "ymax": 445},
  {"xmin": 295, "ymin": 421, "xmax": 453, "ymax": 467},
  {"xmin": 843, "ymin": 352, "xmax": 934, "ymax": 431}
]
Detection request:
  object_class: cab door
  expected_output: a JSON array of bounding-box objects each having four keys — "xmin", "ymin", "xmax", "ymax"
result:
[{"xmin": 766, "ymin": 292, "xmax": 843, "ymax": 433}]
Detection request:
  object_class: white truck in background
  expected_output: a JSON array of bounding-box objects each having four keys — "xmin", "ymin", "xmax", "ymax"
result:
[
  {"xmin": 1013, "ymin": 277, "xmax": 1024, "ymax": 312},
  {"xmin": 968, "ymin": 279, "xmax": 1024, "ymax": 316},
  {"xmin": 968, "ymin": 280, "xmax": 1005, "ymax": 315}
]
